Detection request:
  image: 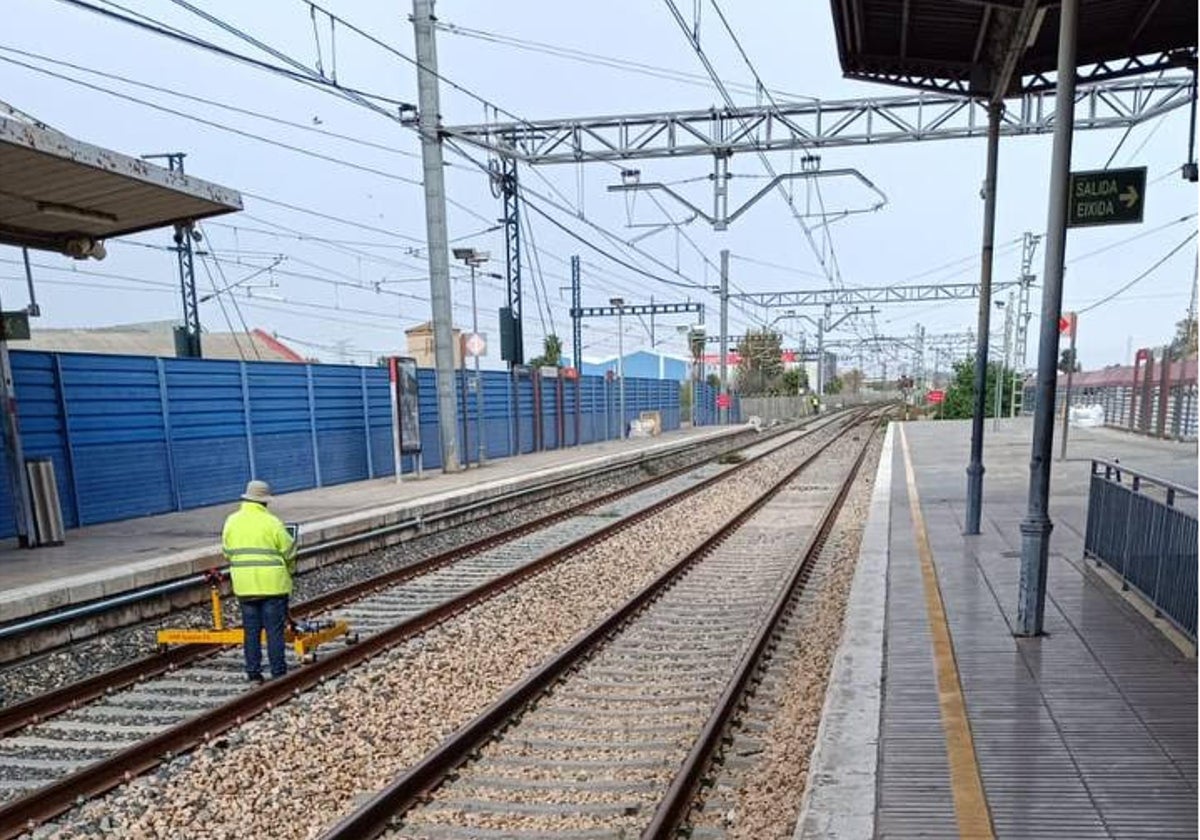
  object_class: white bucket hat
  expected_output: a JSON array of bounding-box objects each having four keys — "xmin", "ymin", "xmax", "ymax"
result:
[{"xmin": 241, "ymin": 480, "xmax": 272, "ymax": 504}]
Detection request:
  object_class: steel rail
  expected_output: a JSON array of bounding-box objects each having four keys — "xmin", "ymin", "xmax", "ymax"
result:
[
  {"xmin": 315, "ymin": 408, "xmax": 878, "ymax": 840},
  {"xmin": 0, "ymin": 428, "xmax": 763, "ymax": 643},
  {"xmin": 643, "ymin": 414, "xmax": 878, "ymax": 838},
  {"xmin": 0, "ymin": 413, "xmax": 857, "ymax": 840},
  {"xmin": 0, "ymin": 421, "xmax": 807, "ymax": 740}
]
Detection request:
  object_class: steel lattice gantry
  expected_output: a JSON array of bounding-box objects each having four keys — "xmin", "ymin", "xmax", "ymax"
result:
[
  {"xmin": 729, "ymin": 279, "xmax": 1022, "ymax": 309},
  {"xmin": 441, "ymin": 76, "xmax": 1193, "ymax": 164}
]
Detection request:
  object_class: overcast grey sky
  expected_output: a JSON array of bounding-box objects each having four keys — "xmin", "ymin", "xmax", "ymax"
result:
[{"xmin": 2, "ymin": 0, "xmax": 1196, "ymax": 371}]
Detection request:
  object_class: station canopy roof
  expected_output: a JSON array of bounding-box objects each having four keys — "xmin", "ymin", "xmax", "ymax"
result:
[
  {"xmin": 828, "ymin": 0, "xmax": 1197, "ymax": 97},
  {"xmin": 0, "ymin": 110, "xmax": 242, "ymax": 258}
]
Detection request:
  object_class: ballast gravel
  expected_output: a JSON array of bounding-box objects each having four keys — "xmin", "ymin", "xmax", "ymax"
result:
[
  {"xmin": 0, "ymin": 432, "xmax": 749, "ymax": 706},
  {"xmin": 27, "ymin": 425, "xmax": 837, "ymax": 840},
  {"xmin": 689, "ymin": 428, "xmax": 884, "ymax": 839}
]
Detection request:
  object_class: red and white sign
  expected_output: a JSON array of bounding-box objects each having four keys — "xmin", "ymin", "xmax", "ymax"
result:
[
  {"xmin": 462, "ymin": 333, "xmax": 487, "ymax": 357},
  {"xmin": 716, "ymin": 393, "xmax": 732, "ymax": 409},
  {"xmin": 926, "ymin": 389, "xmax": 946, "ymax": 404},
  {"xmin": 1058, "ymin": 312, "xmax": 1077, "ymax": 338}
]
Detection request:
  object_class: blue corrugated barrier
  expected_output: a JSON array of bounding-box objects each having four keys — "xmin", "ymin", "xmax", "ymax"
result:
[{"xmin": 0, "ymin": 352, "xmax": 689, "ymax": 539}]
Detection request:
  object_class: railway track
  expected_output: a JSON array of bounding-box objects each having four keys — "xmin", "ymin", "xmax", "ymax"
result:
[
  {"xmin": 0, "ymin": 424, "xmax": 766, "ymax": 668},
  {"xmin": 318, "ymin": 409, "xmax": 881, "ymax": 840},
  {"xmin": 0, "ymin": 411, "xmax": 862, "ymax": 839}
]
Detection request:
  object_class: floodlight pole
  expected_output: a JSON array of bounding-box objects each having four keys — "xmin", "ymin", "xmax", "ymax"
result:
[
  {"xmin": 412, "ymin": 0, "xmax": 461, "ymax": 472},
  {"xmin": 1019, "ymin": 0, "xmax": 1078, "ymax": 637},
  {"xmin": 965, "ymin": 101, "xmax": 1003, "ymax": 535}
]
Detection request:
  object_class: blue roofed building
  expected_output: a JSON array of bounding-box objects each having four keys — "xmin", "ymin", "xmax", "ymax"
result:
[{"xmin": 581, "ymin": 350, "xmax": 690, "ymax": 381}]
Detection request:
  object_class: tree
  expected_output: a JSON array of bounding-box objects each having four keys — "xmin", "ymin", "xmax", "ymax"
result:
[
  {"xmin": 528, "ymin": 334, "xmax": 563, "ymax": 368},
  {"xmin": 1058, "ymin": 348, "xmax": 1081, "ymax": 373},
  {"xmin": 735, "ymin": 329, "xmax": 784, "ymax": 395},
  {"xmin": 781, "ymin": 368, "xmax": 808, "ymax": 395},
  {"xmin": 1168, "ymin": 314, "xmax": 1198, "ymax": 361},
  {"xmin": 824, "ymin": 376, "xmax": 844, "ymax": 395},
  {"xmin": 939, "ymin": 359, "xmax": 1018, "ymax": 419}
]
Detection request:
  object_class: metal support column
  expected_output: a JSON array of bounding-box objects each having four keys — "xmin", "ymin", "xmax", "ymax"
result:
[
  {"xmin": 411, "ymin": 0, "xmax": 461, "ymax": 472},
  {"xmin": 719, "ymin": 249, "xmax": 729, "ymax": 424},
  {"xmin": 1018, "ymin": 0, "xmax": 1078, "ymax": 637},
  {"xmin": 501, "ymin": 155, "xmax": 524, "ymax": 366},
  {"xmin": 965, "ymin": 101, "xmax": 1004, "ymax": 535},
  {"xmin": 570, "ymin": 256, "xmax": 582, "ymax": 370},
  {"xmin": 0, "ymin": 285, "xmax": 34, "ymax": 547}
]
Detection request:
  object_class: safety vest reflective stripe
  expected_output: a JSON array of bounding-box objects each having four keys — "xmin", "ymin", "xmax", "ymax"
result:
[
  {"xmin": 228, "ymin": 559, "xmax": 286, "ymax": 568},
  {"xmin": 224, "ymin": 547, "xmax": 285, "ymax": 558}
]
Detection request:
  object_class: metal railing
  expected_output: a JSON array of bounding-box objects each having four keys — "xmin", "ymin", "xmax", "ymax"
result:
[{"xmin": 1084, "ymin": 459, "xmax": 1198, "ymax": 640}]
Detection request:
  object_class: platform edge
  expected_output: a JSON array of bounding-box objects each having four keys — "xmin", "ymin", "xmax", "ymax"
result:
[{"xmin": 792, "ymin": 420, "xmax": 893, "ymax": 840}]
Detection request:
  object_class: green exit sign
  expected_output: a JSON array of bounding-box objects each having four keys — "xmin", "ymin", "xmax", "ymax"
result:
[
  {"xmin": 0, "ymin": 311, "xmax": 30, "ymax": 341},
  {"xmin": 1067, "ymin": 167, "xmax": 1146, "ymax": 228}
]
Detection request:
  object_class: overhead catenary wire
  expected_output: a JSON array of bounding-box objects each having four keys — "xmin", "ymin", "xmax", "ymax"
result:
[
  {"xmin": 1075, "ymin": 231, "xmax": 1197, "ymax": 315},
  {"xmin": 42, "ymin": 0, "xmax": 737, "ymax": 353},
  {"xmin": 51, "ymin": 0, "xmax": 412, "ymax": 111},
  {"xmin": 0, "ymin": 44, "xmax": 424, "ymax": 161}
]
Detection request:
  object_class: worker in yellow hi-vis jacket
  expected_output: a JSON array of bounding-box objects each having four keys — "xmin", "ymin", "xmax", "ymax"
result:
[{"xmin": 222, "ymin": 480, "xmax": 296, "ymax": 682}]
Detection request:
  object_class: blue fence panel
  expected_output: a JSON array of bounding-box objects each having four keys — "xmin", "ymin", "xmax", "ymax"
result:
[
  {"xmin": 247, "ymin": 362, "xmax": 316, "ymax": 493},
  {"xmin": 57, "ymin": 353, "xmax": 174, "ymax": 525},
  {"xmin": 11, "ymin": 353, "xmax": 77, "ymax": 528},
  {"xmin": 0, "ymin": 352, "xmax": 683, "ymax": 539},
  {"xmin": 165, "ymin": 359, "xmax": 250, "ymax": 509},
  {"xmin": 313, "ymin": 365, "xmax": 370, "ymax": 485},
  {"xmin": 364, "ymin": 369, "xmax": 394, "ymax": 477}
]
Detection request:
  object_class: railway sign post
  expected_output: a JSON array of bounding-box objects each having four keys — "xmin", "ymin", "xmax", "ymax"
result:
[{"xmin": 1067, "ymin": 167, "xmax": 1146, "ymax": 227}]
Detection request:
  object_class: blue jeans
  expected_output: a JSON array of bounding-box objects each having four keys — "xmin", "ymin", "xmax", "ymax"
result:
[{"xmin": 240, "ymin": 595, "xmax": 289, "ymax": 678}]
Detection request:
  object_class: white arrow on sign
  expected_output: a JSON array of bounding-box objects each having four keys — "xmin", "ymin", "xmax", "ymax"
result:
[{"xmin": 1119, "ymin": 184, "xmax": 1139, "ymax": 208}]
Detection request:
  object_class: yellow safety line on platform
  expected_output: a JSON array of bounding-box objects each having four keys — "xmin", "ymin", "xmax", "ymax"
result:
[{"xmin": 899, "ymin": 425, "xmax": 995, "ymax": 839}]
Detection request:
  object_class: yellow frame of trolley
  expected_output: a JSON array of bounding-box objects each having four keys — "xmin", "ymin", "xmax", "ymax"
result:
[{"xmin": 155, "ymin": 585, "xmax": 351, "ymax": 659}]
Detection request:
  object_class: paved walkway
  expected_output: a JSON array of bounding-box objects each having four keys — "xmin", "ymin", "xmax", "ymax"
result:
[
  {"xmin": 0, "ymin": 424, "xmax": 743, "ymax": 625},
  {"xmin": 798, "ymin": 416, "xmax": 1197, "ymax": 839}
]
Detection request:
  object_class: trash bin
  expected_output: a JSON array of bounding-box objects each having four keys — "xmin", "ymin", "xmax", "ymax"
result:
[{"xmin": 25, "ymin": 457, "xmax": 64, "ymax": 546}]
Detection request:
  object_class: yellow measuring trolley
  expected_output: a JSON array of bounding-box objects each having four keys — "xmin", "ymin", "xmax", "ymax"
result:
[{"xmin": 156, "ymin": 569, "xmax": 355, "ymax": 662}]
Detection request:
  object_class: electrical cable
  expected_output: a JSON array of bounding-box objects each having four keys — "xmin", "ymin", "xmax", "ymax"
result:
[
  {"xmin": 51, "ymin": 0, "xmax": 412, "ymax": 110},
  {"xmin": 0, "ymin": 44, "xmax": 424, "ymax": 161},
  {"xmin": 196, "ymin": 252, "xmax": 249, "ymax": 359},
  {"xmin": 1075, "ymin": 232, "xmax": 1197, "ymax": 314},
  {"xmin": 0, "ymin": 54, "xmax": 425, "ymax": 187},
  {"xmin": 198, "ymin": 224, "xmax": 264, "ymax": 359},
  {"xmin": 432, "ymin": 20, "xmax": 815, "ymax": 101}
]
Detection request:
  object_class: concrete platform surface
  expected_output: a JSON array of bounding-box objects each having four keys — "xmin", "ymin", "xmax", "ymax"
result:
[
  {"xmin": 0, "ymin": 424, "xmax": 745, "ymax": 626},
  {"xmin": 799, "ymin": 416, "xmax": 1197, "ymax": 839}
]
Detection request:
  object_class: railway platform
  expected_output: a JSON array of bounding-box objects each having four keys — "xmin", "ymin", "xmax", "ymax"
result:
[
  {"xmin": 799, "ymin": 416, "xmax": 1197, "ymax": 839},
  {"xmin": 0, "ymin": 423, "xmax": 746, "ymax": 630}
]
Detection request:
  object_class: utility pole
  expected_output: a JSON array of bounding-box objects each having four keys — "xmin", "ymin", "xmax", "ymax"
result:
[
  {"xmin": 965, "ymin": 101, "xmax": 1004, "ymax": 536},
  {"xmin": 1019, "ymin": 0, "xmax": 1078, "ymax": 636},
  {"xmin": 719, "ymin": 249, "xmax": 729, "ymax": 424},
  {"xmin": 411, "ymin": 0, "xmax": 461, "ymax": 472},
  {"xmin": 144, "ymin": 153, "xmax": 201, "ymax": 358}
]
